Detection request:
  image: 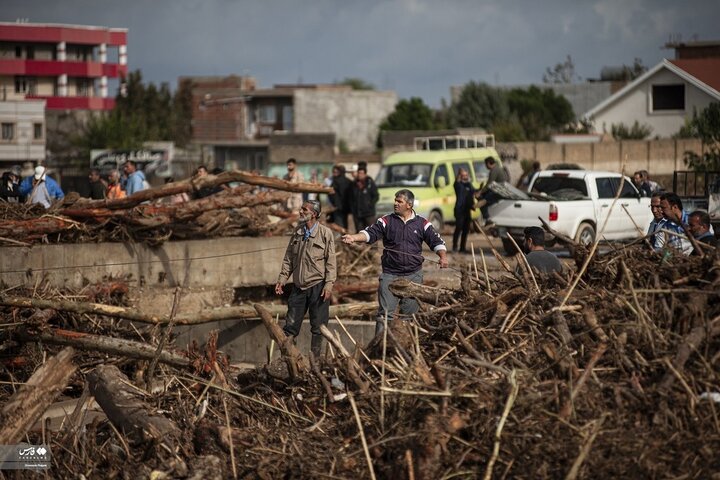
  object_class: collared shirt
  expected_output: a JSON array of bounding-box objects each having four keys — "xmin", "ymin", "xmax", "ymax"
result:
[
  {"xmin": 663, "ymin": 211, "xmax": 693, "ymax": 256},
  {"xmin": 278, "ymin": 221, "xmax": 337, "ymax": 291},
  {"xmin": 649, "ymin": 217, "xmax": 667, "ymax": 250},
  {"xmin": 303, "ymin": 221, "xmax": 318, "ymax": 241}
]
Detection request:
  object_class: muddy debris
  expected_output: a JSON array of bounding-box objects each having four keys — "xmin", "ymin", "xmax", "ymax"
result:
[{"xmin": 0, "ymin": 240, "xmax": 717, "ymax": 478}]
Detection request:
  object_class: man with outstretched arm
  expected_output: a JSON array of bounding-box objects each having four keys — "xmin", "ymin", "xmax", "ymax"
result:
[{"xmin": 341, "ymin": 189, "xmax": 448, "ymax": 335}]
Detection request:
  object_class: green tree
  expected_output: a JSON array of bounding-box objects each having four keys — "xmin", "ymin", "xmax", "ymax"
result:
[
  {"xmin": 506, "ymin": 86, "xmax": 574, "ymax": 140},
  {"xmin": 610, "ymin": 121, "xmax": 653, "ymax": 140},
  {"xmin": 337, "ymin": 77, "xmax": 375, "ymax": 90},
  {"xmin": 446, "ymin": 82, "xmax": 509, "ymax": 132},
  {"xmin": 682, "ymin": 102, "xmax": 720, "ymax": 171},
  {"xmin": 377, "ymin": 97, "xmax": 439, "ymax": 147},
  {"xmin": 74, "ymin": 70, "xmax": 193, "ymax": 155}
]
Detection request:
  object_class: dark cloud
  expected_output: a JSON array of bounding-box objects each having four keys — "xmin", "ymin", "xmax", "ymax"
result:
[{"xmin": 3, "ymin": 0, "xmax": 718, "ymax": 106}]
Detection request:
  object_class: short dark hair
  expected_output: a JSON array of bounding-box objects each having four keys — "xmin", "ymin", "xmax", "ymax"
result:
[
  {"xmin": 90, "ymin": 168, "xmax": 100, "ymax": 176},
  {"xmin": 287, "ymin": 158, "xmax": 297, "ymax": 165},
  {"xmin": 651, "ymin": 192, "xmax": 662, "ymax": 200},
  {"xmin": 532, "ymin": 161, "xmax": 541, "ymax": 170},
  {"xmin": 357, "ymin": 166, "xmax": 367, "ymax": 174},
  {"xmin": 484, "ymin": 157, "xmax": 496, "ymax": 167},
  {"xmin": 196, "ymin": 165, "xmax": 208, "ymax": 173},
  {"xmin": 523, "ymin": 226, "xmax": 545, "ymax": 247},
  {"xmin": 395, "ymin": 189, "xmax": 414, "ymax": 207},
  {"xmin": 660, "ymin": 192, "xmax": 683, "ymax": 211},
  {"xmin": 690, "ymin": 210, "xmax": 711, "ymax": 228},
  {"xmin": 124, "ymin": 160, "xmax": 137, "ymax": 168}
]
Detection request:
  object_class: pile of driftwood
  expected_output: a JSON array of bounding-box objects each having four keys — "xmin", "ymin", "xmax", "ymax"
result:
[
  {"xmin": 0, "ymin": 239, "xmax": 718, "ymax": 478},
  {"xmin": 0, "ymin": 170, "xmax": 332, "ymax": 246}
]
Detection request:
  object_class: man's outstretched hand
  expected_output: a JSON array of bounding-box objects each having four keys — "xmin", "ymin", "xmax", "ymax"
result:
[{"xmin": 274, "ymin": 283, "xmax": 284, "ymax": 295}]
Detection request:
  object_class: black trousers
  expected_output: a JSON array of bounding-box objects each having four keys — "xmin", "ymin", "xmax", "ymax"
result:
[
  {"xmin": 282, "ymin": 282, "xmax": 329, "ymax": 355},
  {"xmin": 480, "ymin": 191, "xmax": 500, "ymax": 222},
  {"xmin": 354, "ymin": 214, "xmax": 375, "ymax": 232},
  {"xmin": 332, "ymin": 211, "xmax": 348, "ymax": 229},
  {"xmin": 453, "ymin": 211, "xmax": 472, "ymax": 251}
]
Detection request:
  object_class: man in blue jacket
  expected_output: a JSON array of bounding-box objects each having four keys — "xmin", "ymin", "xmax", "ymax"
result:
[
  {"xmin": 342, "ymin": 189, "xmax": 448, "ymax": 334},
  {"xmin": 20, "ymin": 166, "xmax": 64, "ymax": 208},
  {"xmin": 123, "ymin": 160, "xmax": 147, "ymax": 195}
]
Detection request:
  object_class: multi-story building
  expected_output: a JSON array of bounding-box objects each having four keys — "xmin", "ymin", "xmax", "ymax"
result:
[
  {"xmin": 0, "ymin": 21, "xmax": 128, "ymax": 111},
  {"xmin": 185, "ymin": 75, "xmax": 396, "ymax": 176},
  {"xmin": 0, "ymin": 99, "xmax": 45, "ymax": 168}
]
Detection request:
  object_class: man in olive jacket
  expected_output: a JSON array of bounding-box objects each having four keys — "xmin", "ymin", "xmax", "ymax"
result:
[{"xmin": 275, "ymin": 200, "xmax": 337, "ymax": 357}]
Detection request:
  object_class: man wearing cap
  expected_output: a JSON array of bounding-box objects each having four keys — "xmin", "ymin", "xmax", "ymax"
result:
[
  {"xmin": 275, "ymin": 199, "xmax": 337, "ymax": 357},
  {"xmin": 20, "ymin": 166, "xmax": 64, "ymax": 208}
]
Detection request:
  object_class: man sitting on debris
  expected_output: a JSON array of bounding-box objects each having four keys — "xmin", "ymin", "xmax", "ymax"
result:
[
  {"xmin": 476, "ymin": 157, "xmax": 507, "ymax": 227},
  {"xmin": 688, "ymin": 210, "xmax": 717, "ymax": 255},
  {"xmin": 659, "ymin": 192, "xmax": 692, "ymax": 256},
  {"xmin": 275, "ymin": 200, "xmax": 337, "ymax": 358},
  {"xmin": 341, "ymin": 189, "xmax": 448, "ymax": 335},
  {"xmin": 520, "ymin": 226, "xmax": 562, "ymax": 274},
  {"xmin": 20, "ymin": 166, "xmax": 64, "ymax": 208}
]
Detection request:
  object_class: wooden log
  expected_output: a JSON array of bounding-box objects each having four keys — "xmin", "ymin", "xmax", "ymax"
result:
[
  {"xmin": 0, "ymin": 295, "xmax": 377, "ymax": 325},
  {"xmin": 65, "ymin": 170, "xmax": 334, "ymax": 211},
  {"xmin": 0, "ymin": 216, "xmax": 81, "ymax": 239},
  {"xmin": 15, "ymin": 327, "xmax": 191, "ymax": 368},
  {"xmin": 60, "ymin": 190, "xmax": 289, "ymax": 222},
  {"xmin": 658, "ymin": 321, "xmax": 720, "ymax": 393},
  {"xmin": 253, "ymin": 304, "xmax": 309, "ymax": 378},
  {"xmin": 388, "ymin": 278, "xmax": 459, "ymax": 306},
  {"xmin": 0, "ymin": 347, "xmax": 77, "ymax": 444},
  {"xmin": 87, "ymin": 364, "xmax": 180, "ymax": 442}
]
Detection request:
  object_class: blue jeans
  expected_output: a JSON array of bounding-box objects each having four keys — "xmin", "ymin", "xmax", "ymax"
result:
[{"xmin": 376, "ymin": 270, "xmax": 423, "ymax": 335}]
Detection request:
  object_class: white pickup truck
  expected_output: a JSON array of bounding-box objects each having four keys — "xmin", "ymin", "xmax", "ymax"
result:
[{"xmin": 488, "ymin": 170, "xmax": 654, "ymax": 254}]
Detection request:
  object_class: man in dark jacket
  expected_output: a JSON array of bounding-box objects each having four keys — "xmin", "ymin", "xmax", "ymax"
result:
[
  {"xmin": 342, "ymin": 189, "xmax": 448, "ymax": 334},
  {"xmin": 88, "ymin": 169, "xmax": 106, "ymax": 199},
  {"xmin": 452, "ymin": 168, "xmax": 475, "ymax": 253},
  {"xmin": 0, "ymin": 170, "xmax": 22, "ymax": 203},
  {"xmin": 477, "ymin": 156, "xmax": 507, "ymax": 226},
  {"xmin": 351, "ymin": 166, "xmax": 379, "ymax": 232},
  {"xmin": 329, "ymin": 164, "xmax": 352, "ymax": 229}
]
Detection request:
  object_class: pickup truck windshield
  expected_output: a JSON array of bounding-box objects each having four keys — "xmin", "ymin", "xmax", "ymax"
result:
[
  {"xmin": 532, "ymin": 177, "xmax": 589, "ymax": 200},
  {"xmin": 376, "ymin": 164, "xmax": 432, "ymax": 187}
]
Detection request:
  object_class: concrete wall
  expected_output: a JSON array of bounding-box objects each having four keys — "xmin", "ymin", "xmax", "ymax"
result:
[
  {"xmin": 293, "ymin": 89, "xmax": 397, "ymax": 152},
  {"xmin": 514, "ymin": 138, "xmax": 702, "ymax": 175},
  {"xmin": 590, "ymin": 68, "xmax": 717, "ymax": 138},
  {"xmin": 0, "ymin": 236, "xmax": 290, "ymax": 289}
]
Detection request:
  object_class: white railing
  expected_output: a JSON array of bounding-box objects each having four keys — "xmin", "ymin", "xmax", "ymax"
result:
[{"xmin": 414, "ymin": 134, "xmax": 495, "ymax": 151}]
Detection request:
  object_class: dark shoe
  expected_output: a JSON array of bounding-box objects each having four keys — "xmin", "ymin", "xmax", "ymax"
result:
[{"xmin": 458, "ymin": 249, "xmax": 469, "ymax": 254}]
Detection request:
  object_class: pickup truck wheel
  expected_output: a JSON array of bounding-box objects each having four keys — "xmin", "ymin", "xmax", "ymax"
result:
[
  {"xmin": 501, "ymin": 237, "xmax": 520, "ymax": 256},
  {"xmin": 428, "ymin": 211, "xmax": 443, "ymax": 232},
  {"xmin": 575, "ymin": 222, "xmax": 596, "ymax": 246}
]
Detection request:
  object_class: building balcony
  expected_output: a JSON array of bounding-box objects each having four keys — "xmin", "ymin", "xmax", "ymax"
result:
[
  {"xmin": 26, "ymin": 95, "xmax": 116, "ymax": 111},
  {"xmin": 0, "ymin": 59, "xmax": 127, "ymax": 78}
]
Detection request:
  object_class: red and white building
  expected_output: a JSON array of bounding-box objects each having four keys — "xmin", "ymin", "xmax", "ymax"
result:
[{"xmin": 0, "ymin": 21, "xmax": 128, "ymax": 111}]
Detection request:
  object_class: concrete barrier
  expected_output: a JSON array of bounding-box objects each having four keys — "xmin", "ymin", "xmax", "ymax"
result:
[{"xmin": 0, "ymin": 236, "xmax": 289, "ymax": 289}]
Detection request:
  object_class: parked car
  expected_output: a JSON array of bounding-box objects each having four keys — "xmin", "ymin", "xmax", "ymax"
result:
[
  {"xmin": 375, "ymin": 134, "xmax": 502, "ymax": 230},
  {"xmin": 489, "ymin": 170, "xmax": 653, "ymax": 254}
]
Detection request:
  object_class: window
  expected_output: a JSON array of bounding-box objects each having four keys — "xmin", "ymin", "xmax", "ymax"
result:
[
  {"xmin": 615, "ymin": 178, "xmax": 639, "ymax": 198},
  {"xmin": 1, "ymin": 123, "xmax": 14, "ymax": 141},
  {"xmin": 532, "ymin": 177, "xmax": 588, "ymax": 198},
  {"xmin": 452, "ymin": 162, "xmax": 472, "ymax": 179},
  {"xmin": 595, "ymin": 178, "xmax": 616, "ymax": 199},
  {"xmin": 376, "ymin": 164, "xmax": 432, "ymax": 187},
  {"xmin": 433, "ymin": 164, "xmax": 449, "ymax": 188},
  {"xmin": 473, "ymin": 160, "xmax": 489, "ymax": 181},
  {"xmin": 77, "ymin": 78, "xmax": 92, "ymax": 97},
  {"xmin": 33, "ymin": 123, "xmax": 43, "ymax": 140},
  {"xmin": 15, "ymin": 46, "xmax": 22, "ymax": 58},
  {"xmin": 14, "ymin": 76, "xmax": 36, "ymax": 94},
  {"xmin": 652, "ymin": 84, "xmax": 684, "ymax": 111},
  {"xmin": 282, "ymin": 105, "xmax": 293, "ymax": 131},
  {"xmin": 258, "ymin": 105, "xmax": 276, "ymax": 123}
]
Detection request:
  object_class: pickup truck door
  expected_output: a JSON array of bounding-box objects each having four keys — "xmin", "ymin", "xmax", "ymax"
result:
[
  {"xmin": 594, "ymin": 177, "xmax": 620, "ymax": 238},
  {"xmin": 615, "ymin": 178, "xmax": 649, "ymax": 237}
]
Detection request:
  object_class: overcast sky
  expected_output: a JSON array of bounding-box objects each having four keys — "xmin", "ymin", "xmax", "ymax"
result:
[{"xmin": 4, "ymin": 0, "xmax": 719, "ymax": 106}]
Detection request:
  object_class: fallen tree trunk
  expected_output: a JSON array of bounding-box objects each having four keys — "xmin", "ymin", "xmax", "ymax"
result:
[
  {"xmin": 0, "ymin": 347, "xmax": 77, "ymax": 444},
  {"xmin": 0, "ymin": 216, "xmax": 82, "ymax": 239},
  {"xmin": 15, "ymin": 327, "xmax": 191, "ymax": 368},
  {"xmin": 87, "ymin": 364, "xmax": 180, "ymax": 442},
  {"xmin": 0, "ymin": 295, "xmax": 376, "ymax": 325},
  {"xmin": 254, "ymin": 303, "xmax": 309, "ymax": 378},
  {"xmin": 389, "ymin": 278, "xmax": 459, "ymax": 306},
  {"xmin": 63, "ymin": 170, "xmax": 334, "ymax": 211},
  {"xmin": 60, "ymin": 190, "xmax": 290, "ymax": 222}
]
